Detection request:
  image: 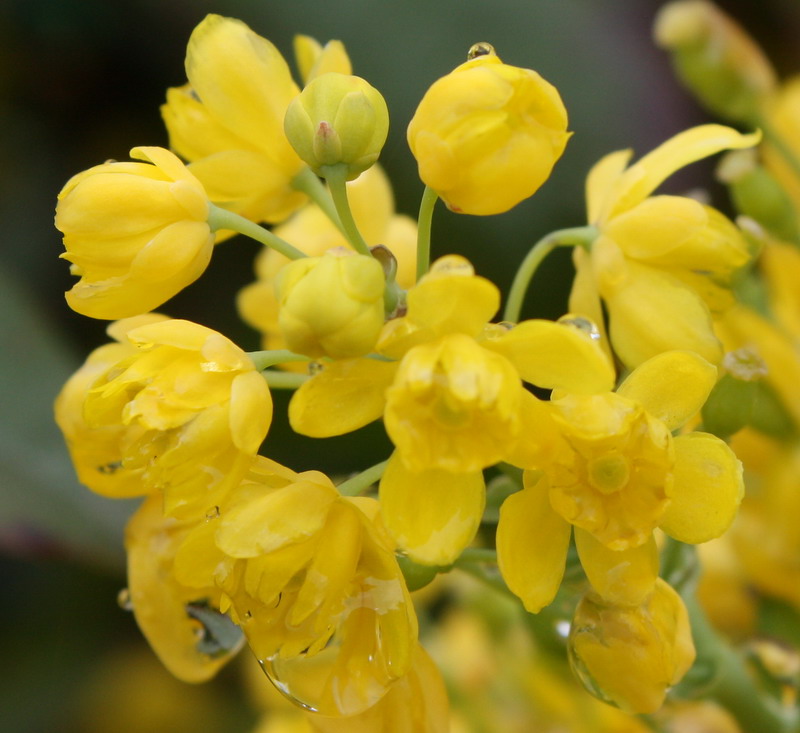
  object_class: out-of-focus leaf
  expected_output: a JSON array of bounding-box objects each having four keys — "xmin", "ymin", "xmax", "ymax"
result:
[{"xmin": 0, "ymin": 264, "xmax": 134, "ymax": 570}]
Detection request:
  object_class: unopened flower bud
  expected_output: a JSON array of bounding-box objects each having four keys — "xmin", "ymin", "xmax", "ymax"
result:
[
  {"xmin": 284, "ymin": 72, "xmax": 389, "ymax": 180},
  {"xmin": 654, "ymin": 0, "xmax": 777, "ymax": 125},
  {"xmin": 407, "ymin": 44, "xmax": 570, "ymax": 215},
  {"xmin": 275, "ymin": 251, "xmax": 386, "ymax": 358},
  {"xmin": 568, "ymin": 579, "xmax": 695, "ymax": 714}
]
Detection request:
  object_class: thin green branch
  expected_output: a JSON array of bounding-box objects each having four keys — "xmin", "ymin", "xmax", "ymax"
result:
[
  {"xmin": 248, "ymin": 349, "xmax": 312, "ymax": 371},
  {"xmin": 208, "ymin": 205, "xmax": 306, "ymax": 260},
  {"xmin": 320, "ymin": 164, "xmax": 371, "ymax": 256},
  {"xmin": 416, "ymin": 185, "xmax": 439, "ymax": 281},
  {"xmin": 503, "ymin": 226, "xmax": 598, "ymax": 323},
  {"xmin": 291, "ymin": 167, "xmax": 346, "ymax": 236},
  {"xmin": 262, "ymin": 371, "xmax": 308, "ymax": 389},
  {"xmin": 336, "ymin": 459, "xmax": 389, "ymax": 497}
]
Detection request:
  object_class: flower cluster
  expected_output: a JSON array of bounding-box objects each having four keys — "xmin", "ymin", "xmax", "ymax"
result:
[{"xmin": 52, "ymin": 5, "xmax": 800, "ymax": 731}]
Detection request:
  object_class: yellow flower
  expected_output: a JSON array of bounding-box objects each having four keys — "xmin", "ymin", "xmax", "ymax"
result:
[
  {"xmin": 289, "ymin": 256, "xmax": 613, "ymax": 565},
  {"xmin": 284, "ymin": 72, "xmax": 389, "ymax": 179},
  {"xmin": 497, "ymin": 350, "xmax": 743, "ymax": 612},
  {"xmin": 407, "ymin": 44, "xmax": 570, "ymax": 215},
  {"xmin": 54, "ymin": 317, "xmax": 272, "ymax": 518},
  {"xmin": 275, "ymin": 251, "xmax": 386, "ymax": 359},
  {"xmin": 56, "ymin": 147, "xmax": 213, "ymax": 319},
  {"xmin": 162, "ymin": 16, "xmax": 350, "ymax": 225},
  {"xmin": 237, "ymin": 165, "xmax": 417, "ymax": 359},
  {"xmin": 568, "ymin": 579, "xmax": 696, "ymax": 714},
  {"xmin": 125, "ymin": 492, "xmax": 243, "ymax": 683},
  {"xmin": 570, "ymin": 124, "xmax": 759, "ymax": 368},
  {"xmin": 173, "ymin": 457, "xmax": 418, "ymax": 717},
  {"xmin": 762, "ymin": 77, "xmax": 800, "ymax": 213}
]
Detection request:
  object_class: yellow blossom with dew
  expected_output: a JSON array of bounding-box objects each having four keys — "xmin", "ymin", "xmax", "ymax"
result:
[
  {"xmin": 275, "ymin": 250, "xmax": 386, "ymax": 359},
  {"xmin": 173, "ymin": 457, "xmax": 418, "ymax": 717},
  {"xmin": 162, "ymin": 16, "xmax": 350, "ymax": 225},
  {"xmin": 125, "ymin": 492, "xmax": 243, "ymax": 683},
  {"xmin": 54, "ymin": 317, "xmax": 272, "ymax": 519},
  {"xmin": 570, "ymin": 124, "xmax": 759, "ymax": 368},
  {"xmin": 56, "ymin": 147, "xmax": 213, "ymax": 319},
  {"xmin": 497, "ymin": 350, "xmax": 743, "ymax": 612},
  {"xmin": 290, "ymin": 255, "xmax": 613, "ymax": 565},
  {"xmin": 407, "ymin": 43, "xmax": 570, "ymax": 215},
  {"xmin": 568, "ymin": 579, "xmax": 696, "ymax": 714},
  {"xmin": 237, "ymin": 164, "xmax": 416, "ymax": 358}
]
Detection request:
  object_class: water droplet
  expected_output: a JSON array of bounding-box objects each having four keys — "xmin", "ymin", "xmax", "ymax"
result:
[
  {"xmin": 205, "ymin": 506, "xmax": 220, "ymax": 521},
  {"xmin": 308, "ymin": 361, "xmax": 324, "ymax": 376},
  {"xmin": 117, "ymin": 588, "xmax": 133, "ymax": 611},
  {"xmin": 97, "ymin": 461, "xmax": 123, "ymax": 475},
  {"xmin": 467, "ymin": 42, "xmax": 495, "ymax": 60},
  {"xmin": 185, "ymin": 601, "xmax": 244, "ymax": 659},
  {"xmin": 557, "ymin": 315, "xmax": 601, "ymax": 340},
  {"xmin": 568, "ymin": 625, "xmax": 619, "ymax": 708},
  {"xmin": 496, "ymin": 321, "xmax": 515, "ymax": 331}
]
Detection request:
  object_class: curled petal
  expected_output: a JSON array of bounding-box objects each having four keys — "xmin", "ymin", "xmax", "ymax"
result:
[
  {"xmin": 575, "ymin": 527, "xmax": 658, "ymax": 606},
  {"xmin": 617, "ymin": 350, "xmax": 717, "ymax": 431},
  {"xmin": 497, "ymin": 474, "xmax": 571, "ymax": 613},
  {"xmin": 660, "ymin": 432, "xmax": 744, "ymax": 544},
  {"xmin": 379, "ymin": 452, "xmax": 484, "ymax": 565}
]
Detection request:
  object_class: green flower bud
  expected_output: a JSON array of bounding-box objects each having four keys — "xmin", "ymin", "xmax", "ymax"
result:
[
  {"xmin": 717, "ymin": 150, "xmax": 800, "ymax": 245},
  {"xmin": 284, "ymin": 72, "xmax": 389, "ymax": 180},
  {"xmin": 654, "ymin": 0, "xmax": 776, "ymax": 125},
  {"xmin": 275, "ymin": 250, "xmax": 386, "ymax": 359}
]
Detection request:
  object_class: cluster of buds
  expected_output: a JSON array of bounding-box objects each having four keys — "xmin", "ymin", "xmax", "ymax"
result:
[{"xmin": 51, "ymin": 5, "xmax": 800, "ymax": 731}]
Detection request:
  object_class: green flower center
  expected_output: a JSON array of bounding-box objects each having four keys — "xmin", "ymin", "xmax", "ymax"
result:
[{"xmin": 588, "ymin": 453, "xmax": 630, "ymax": 494}]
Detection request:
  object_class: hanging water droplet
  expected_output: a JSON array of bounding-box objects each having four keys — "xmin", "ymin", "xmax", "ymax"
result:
[
  {"xmin": 117, "ymin": 588, "xmax": 133, "ymax": 611},
  {"xmin": 185, "ymin": 601, "xmax": 244, "ymax": 659},
  {"xmin": 496, "ymin": 321, "xmax": 515, "ymax": 331},
  {"xmin": 97, "ymin": 461, "xmax": 123, "ymax": 475},
  {"xmin": 467, "ymin": 42, "xmax": 495, "ymax": 60},
  {"xmin": 567, "ymin": 625, "xmax": 619, "ymax": 708},
  {"xmin": 558, "ymin": 314, "xmax": 601, "ymax": 340},
  {"xmin": 205, "ymin": 505, "xmax": 220, "ymax": 521},
  {"xmin": 308, "ymin": 361, "xmax": 324, "ymax": 376}
]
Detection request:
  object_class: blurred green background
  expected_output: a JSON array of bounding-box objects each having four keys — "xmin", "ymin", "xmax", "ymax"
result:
[{"xmin": 1, "ymin": 1, "xmax": 799, "ymax": 731}]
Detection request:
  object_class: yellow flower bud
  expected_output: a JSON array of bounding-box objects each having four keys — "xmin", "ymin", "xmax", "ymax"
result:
[
  {"xmin": 407, "ymin": 44, "xmax": 570, "ymax": 215},
  {"xmin": 568, "ymin": 579, "xmax": 695, "ymax": 714},
  {"xmin": 275, "ymin": 251, "xmax": 386, "ymax": 358},
  {"xmin": 284, "ymin": 72, "xmax": 389, "ymax": 179},
  {"xmin": 654, "ymin": 0, "xmax": 776, "ymax": 124},
  {"xmin": 56, "ymin": 147, "xmax": 214, "ymax": 320}
]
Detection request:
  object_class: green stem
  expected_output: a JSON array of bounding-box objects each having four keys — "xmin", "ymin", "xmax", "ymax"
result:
[
  {"xmin": 684, "ymin": 595, "xmax": 796, "ymax": 733},
  {"xmin": 758, "ymin": 115, "xmax": 800, "ymax": 186},
  {"xmin": 208, "ymin": 205, "xmax": 307, "ymax": 260},
  {"xmin": 416, "ymin": 186, "xmax": 439, "ymax": 281},
  {"xmin": 455, "ymin": 547, "xmax": 498, "ymax": 565},
  {"xmin": 336, "ymin": 459, "xmax": 389, "ymax": 497},
  {"xmin": 291, "ymin": 167, "xmax": 346, "ymax": 236},
  {"xmin": 320, "ymin": 164, "xmax": 371, "ymax": 256},
  {"xmin": 262, "ymin": 371, "xmax": 308, "ymax": 389},
  {"xmin": 248, "ymin": 349, "xmax": 312, "ymax": 371},
  {"xmin": 503, "ymin": 226, "xmax": 598, "ymax": 323}
]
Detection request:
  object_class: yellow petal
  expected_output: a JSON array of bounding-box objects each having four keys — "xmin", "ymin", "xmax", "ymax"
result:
[
  {"xmin": 379, "ymin": 452, "xmax": 484, "ymax": 565},
  {"xmin": 288, "ymin": 358, "xmax": 397, "ymax": 437},
  {"xmin": 617, "ymin": 350, "xmax": 717, "ymax": 430},
  {"xmin": 586, "ymin": 149, "xmax": 632, "ymax": 224},
  {"xmin": 575, "ymin": 527, "xmax": 658, "ymax": 606},
  {"xmin": 660, "ymin": 432, "xmax": 743, "ymax": 544},
  {"xmin": 484, "ymin": 318, "xmax": 615, "ymax": 394},
  {"xmin": 496, "ymin": 474, "xmax": 571, "ymax": 613},
  {"xmin": 228, "ymin": 371, "xmax": 272, "ymax": 454},
  {"xmin": 185, "ymin": 15, "xmax": 300, "ymax": 171},
  {"xmin": 216, "ymin": 479, "xmax": 338, "ymax": 558},
  {"xmin": 568, "ymin": 246, "xmax": 613, "ymax": 362},
  {"xmin": 603, "ymin": 261, "xmax": 722, "ymax": 368},
  {"xmin": 607, "ymin": 125, "xmax": 761, "ymax": 218}
]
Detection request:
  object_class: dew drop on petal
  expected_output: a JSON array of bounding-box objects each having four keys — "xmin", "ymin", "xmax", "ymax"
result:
[
  {"xmin": 308, "ymin": 361, "xmax": 324, "ymax": 376},
  {"xmin": 205, "ymin": 505, "xmax": 220, "ymax": 521},
  {"xmin": 467, "ymin": 41, "xmax": 495, "ymax": 60},
  {"xmin": 557, "ymin": 314, "xmax": 601, "ymax": 340},
  {"xmin": 117, "ymin": 588, "xmax": 133, "ymax": 611}
]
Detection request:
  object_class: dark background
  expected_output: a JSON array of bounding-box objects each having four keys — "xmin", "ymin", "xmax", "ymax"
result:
[{"xmin": 1, "ymin": 1, "xmax": 799, "ymax": 731}]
